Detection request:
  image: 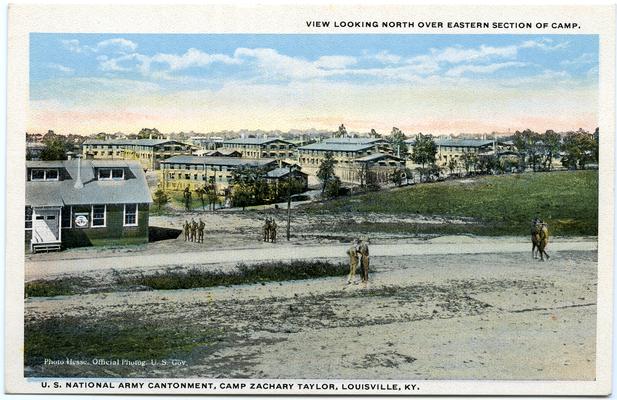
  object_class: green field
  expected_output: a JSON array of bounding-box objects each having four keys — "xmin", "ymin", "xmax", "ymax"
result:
[{"xmin": 306, "ymin": 171, "xmax": 598, "ymax": 236}]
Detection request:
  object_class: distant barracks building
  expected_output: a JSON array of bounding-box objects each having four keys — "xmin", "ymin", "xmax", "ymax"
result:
[
  {"xmin": 433, "ymin": 138, "xmax": 496, "ymax": 166},
  {"xmin": 298, "ymin": 137, "xmax": 405, "ymax": 184},
  {"xmin": 160, "ymin": 156, "xmax": 308, "ymax": 194},
  {"xmin": 25, "ymin": 157, "xmax": 152, "ymax": 253},
  {"xmin": 160, "ymin": 155, "xmax": 281, "ymax": 193},
  {"xmin": 220, "ymin": 137, "xmax": 297, "ymax": 160},
  {"xmin": 81, "ymin": 139, "xmax": 193, "ymax": 170}
]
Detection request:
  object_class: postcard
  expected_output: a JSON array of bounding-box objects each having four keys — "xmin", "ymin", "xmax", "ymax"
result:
[{"xmin": 5, "ymin": 3, "xmax": 615, "ymax": 396}]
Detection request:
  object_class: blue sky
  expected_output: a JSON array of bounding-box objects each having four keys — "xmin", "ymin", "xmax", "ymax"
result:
[{"xmin": 29, "ymin": 33, "xmax": 598, "ymax": 134}]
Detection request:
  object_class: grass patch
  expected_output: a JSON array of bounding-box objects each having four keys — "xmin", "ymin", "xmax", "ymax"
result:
[
  {"xmin": 25, "ymin": 277, "xmax": 93, "ymax": 298},
  {"xmin": 24, "ymin": 313, "xmax": 223, "ymax": 374},
  {"xmin": 117, "ymin": 260, "xmax": 348, "ymax": 290},
  {"xmin": 25, "ymin": 260, "xmax": 349, "ymax": 298},
  {"xmin": 305, "ymin": 171, "xmax": 598, "ymax": 236}
]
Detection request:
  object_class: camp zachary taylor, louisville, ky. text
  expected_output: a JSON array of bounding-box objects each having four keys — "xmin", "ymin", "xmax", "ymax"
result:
[{"xmin": 4, "ymin": 3, "xmax": 616, "ymax": 396}]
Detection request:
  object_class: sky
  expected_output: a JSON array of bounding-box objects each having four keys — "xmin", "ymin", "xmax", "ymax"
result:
[{"xmin": 29, "ymin": 33, "xmax": 598, "ymax": 135}]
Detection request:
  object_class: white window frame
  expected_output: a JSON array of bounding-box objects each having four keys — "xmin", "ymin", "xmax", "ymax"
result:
[
  {"xmin": 91, "ymin": 205, "xmax": 107, "ymax": 228},
  {"xmin": 98, "ymin": 168, "xmax": 124, "ymax": 181},
  {"xmin": 123, "ymin": 204, "xmax": 138, "ymax": 227},
  {"xmin": 30, "ymin": 169, "xmax": 59, "ymax": 181}
]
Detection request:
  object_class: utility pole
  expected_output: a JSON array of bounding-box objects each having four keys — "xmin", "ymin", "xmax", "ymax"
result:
[{"xmin": 286, "ymin": 163, "xmax": 294, "ymax": 241}]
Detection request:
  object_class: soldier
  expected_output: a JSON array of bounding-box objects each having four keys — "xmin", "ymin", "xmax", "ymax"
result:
[
  {"xmin": 359, "ymin": 238, "xmax": 370, "ymax": 283},
  {"xmin": 270, "ymin": 219, "xmax": 277, "ymax": 243},
  {"xmin": 347, "ymin": 238, "xmax": 361, "ymax": 285},
  {"xmin": 190, "ymin": 218, "xmax": 197, "ymax": 242},
  {"xmin": 198, "ymin": 218, "xmax": 205, "ymax": 243},
  {"xmin": 263, "ymin": 218, "xmax": 271, "ymax": 242},
  {"xmin": 183, "ymin": 220, "xmax": 190, "ymax": 241}
]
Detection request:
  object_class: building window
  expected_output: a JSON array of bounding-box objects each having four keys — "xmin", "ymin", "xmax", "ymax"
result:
[
  {"xmin": 123, "ymin": 204, "xmax": 138, "ymax": 226},
  {"xmin": 30, "ymin": 169, "xmax": 59, "ymax": 181},
  {"xmin": 25, "ymin": 206, "xmax": 32, "ymax": 230},
  {"xmin": 61, "ymin": 206, "xmax": 72, "ymax": 228},
  {"xmin": 98, "ymin": 168, "xmax": 124, "ymax": 180},
  {"xmin": 91, "ymin": 205, "xmax": 106, "ymax": 227}
]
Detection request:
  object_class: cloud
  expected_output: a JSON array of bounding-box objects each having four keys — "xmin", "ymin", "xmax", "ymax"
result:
[
  {"xmin": 561, "ymin": 53, "xmax": 596, "ymax": 66},
  {"xmin": 96, "ymin": 38, "xmax": 138, "ymax": 53},
  {"xmin": 445, "ymin": 61, "xmax": 527, "ymax": 77},
  {"xmin": 47, "ymin": 63, "xmax": 74, "ymax": 74},
  {"xmin": 61, "ymin": 38, "xmax": 138, "ymax": 54},
  {"xmin": 150, "ymin": 48, "xmax": 242, "ymax": 71},
  {"xmin": 373, "ymin": 50, "xmax": 402, "ymax": 64},
  {"xmin": 61, "ymin": 39, "xmax": 83, "ymax": 53},
  {"xmin": 520, "ymin": 38, "xmax": 569, "ymax": 51},
  {"xmin": 313, "ymin": 55, "xmax": 357, "ymax": 69}
]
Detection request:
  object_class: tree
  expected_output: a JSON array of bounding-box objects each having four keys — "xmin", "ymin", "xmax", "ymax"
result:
[
  {"xmin": 40, "ymin": 136, "xmax": 72, "ymax": 161},
  {"xmin": 390, "ymin": 166, "xmax": 406, "ymax": 186},
  {"xmin": 183, "ymin": 186, "xmax": 192, "ymax": 211},
  {"xmin": 560, "ymin": 130, "xmax": 597, "ymax": 170},
  {"xmin": 195, "ymin": 186, "xmax": 207, "ymax": 210},
  {"xmin": 541, "ymin": 130, "xmax": 561, "ymax": 171},
  {"xmin": 460, "ymin": 152, "xmax": 478, "ymax": 175},
  {"xmin": 153, "ymin": 187, "xmax": 169, "ymax": 210},
  {"xmin": 317, "ymin": 152, "xmax": 336, "ymax": 194},
  {"xmin": 335, "ymin": 124, "xmax": 347, "ymax": 138},
  {"xmin": 370, "ymin": 129, "xmax": 382, "ymax": 138},
  {"xmin": 206, "ymin": 185, "xmax": 219, "ymax": 211},
  {"xmin": 447, "ymin": 158, "xmax": 459, "ymax": 176},
  {"xmin": 411, "ymin": 133, "xmax": 437, "ymax": 181},
  {"xmin": 137, "ymin": 128, "xmax": 162, "ymax": 139},
  {"xmin": 231, "ymin": 184, "xmax": 251, "ymax": 210},
  {"xmin": 324, "ymin": 176, "xmax": 342, "ymax": 198},
  {"xmin": 388, "ymin": 127, "xmax": 408, "ymax": 158},
  {"xmin": 513, "ymin": 129, "xmax": 542, "ymax": 171}
]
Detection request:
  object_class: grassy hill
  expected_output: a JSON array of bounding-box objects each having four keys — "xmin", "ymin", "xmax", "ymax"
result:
[{"xmin": 305, "ymin": 171, "xmax": 598, "ymax": 236}]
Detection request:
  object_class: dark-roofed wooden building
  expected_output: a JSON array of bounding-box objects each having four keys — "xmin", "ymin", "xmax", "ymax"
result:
[{"xmin": 25, "ymin": 158, "xmax": 152, "ymax": 252}]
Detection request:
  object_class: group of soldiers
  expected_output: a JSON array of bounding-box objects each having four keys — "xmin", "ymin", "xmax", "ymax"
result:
[
  {"xmin": 347, "ymin": 238, "xmax": 370, "ymax": 285},
  {"xmin": 184, "ymin": 218, "xmax": 205, "ymax": 243},
  {"xmin": 263, "ymin": 217, "xmax": 278, "ymax": 243}
]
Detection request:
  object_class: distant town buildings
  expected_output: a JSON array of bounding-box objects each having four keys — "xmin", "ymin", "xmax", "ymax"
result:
[
  {"xmin": 189, "ymin": 136, "xmax": 224, "ymax": 150},
  {"xmin": 25, "ymin": 157, "xmax": 152, "ymax": 253},
  {"xmin": 81, "ymin": 139, "xmax": 193, "ymax": 170}
]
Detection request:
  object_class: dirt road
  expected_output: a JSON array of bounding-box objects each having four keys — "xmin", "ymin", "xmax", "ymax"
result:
[
  {"xmin": 25, "ymin": 236, "xmax": 596, "ymax": 280},
  {"xmin": 25, "ymin": 246, "xmax": 597, "ymax": 380}
]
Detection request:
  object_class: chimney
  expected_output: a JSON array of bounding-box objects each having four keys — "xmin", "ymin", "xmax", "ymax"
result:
[{"xmin": 74, "ymin": 154, "xmax": 84, "ymax": 189}]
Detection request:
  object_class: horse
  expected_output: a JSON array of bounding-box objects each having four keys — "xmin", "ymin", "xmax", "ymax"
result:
[{"xmin": 531, "ymin": 222, "xmax": 550, "ymax": 261}]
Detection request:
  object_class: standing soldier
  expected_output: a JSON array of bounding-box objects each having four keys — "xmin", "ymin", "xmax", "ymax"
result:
[
  {"xmin": 190, "ymin": 218, "xmax": 197, "ymax": 242},
  {"xmin": 359, "ymin": 238, "xmax": 370, "ymax": 284},
  {"xmin": 346, "ymin": 238, "xmax": 361, "ymax": 285},
  {"xmin": 263, "ymin": 218, "xmax": 271, "ymax": 242},
  {"xmin": 183, "ymin": 220, "xmax": 190, "ymax": 241},
  {"xmin": 198, "ymin": 218, "xmax": 205, "ymax": 243},
  {"xmin": 270, "ymin": 219, "xmax": 277, "ymax": 243}
]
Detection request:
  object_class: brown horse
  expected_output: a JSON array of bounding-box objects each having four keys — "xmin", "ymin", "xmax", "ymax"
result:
[{"xmin": 531, "ymin": 223, "xmax": 550, "ymax": 261}]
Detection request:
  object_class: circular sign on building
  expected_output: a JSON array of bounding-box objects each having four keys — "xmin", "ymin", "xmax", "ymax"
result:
[{"xmin": 74, "ymin": 214, "xmax": 89, "ymax": 228}]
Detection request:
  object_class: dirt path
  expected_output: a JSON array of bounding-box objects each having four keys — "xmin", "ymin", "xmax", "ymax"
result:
[
  {"xmin": 25, "ymin": 249, "xmax": 597, "ymax": 380},
  {"xmin": 25, "ymin": 237, "xmax": 596, "ymax": 280}
]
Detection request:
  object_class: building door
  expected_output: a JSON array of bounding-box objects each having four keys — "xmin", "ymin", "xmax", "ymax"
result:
[{"xmin": 32, "ymin": 208, "xmax": 61, "ymax": 243}]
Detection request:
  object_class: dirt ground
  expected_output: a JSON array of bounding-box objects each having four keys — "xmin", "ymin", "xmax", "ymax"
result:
[{"xmin": 24, "ymin": 210, "xmax": 598, "ymax": 380}]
